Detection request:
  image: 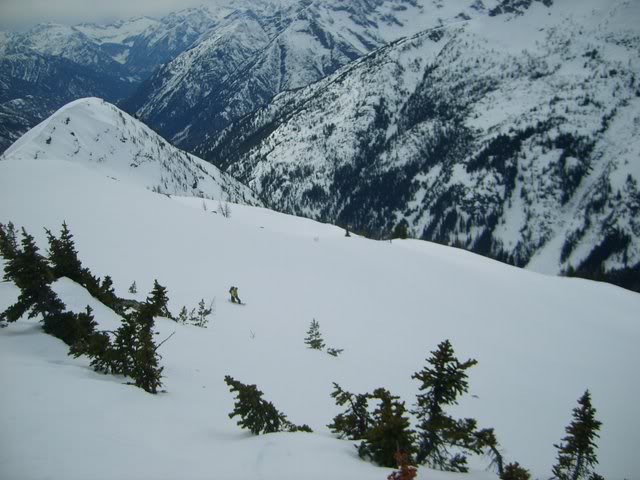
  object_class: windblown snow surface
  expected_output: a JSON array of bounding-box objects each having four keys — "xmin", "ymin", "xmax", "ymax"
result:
[{"xmin": 0, "ymin": 153, "xmax": 639, "ymax": 479}]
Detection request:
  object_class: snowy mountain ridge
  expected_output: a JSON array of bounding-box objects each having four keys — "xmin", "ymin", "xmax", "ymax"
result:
[
  {"xmin": 204, "ymin": 0, "xmax": 640, "ymax": 291},
  {"xmin": 0, "ymin": 3, "xmax": 235, "ymax": 153},
  {"xmin": 1, "ymin": 98, "xmax": 259, "ymax": 204},
  {"xmin": 124, "ymin": 0, "xmax": 487, "ymax": 150}
]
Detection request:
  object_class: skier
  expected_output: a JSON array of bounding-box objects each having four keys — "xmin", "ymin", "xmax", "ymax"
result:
[{"xmin": 229, "ymin": 286, "xmax": 241, "ymax": 304}]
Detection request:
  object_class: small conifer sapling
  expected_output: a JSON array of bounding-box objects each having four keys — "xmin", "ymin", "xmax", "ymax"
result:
[
  {"xmin": 304, "ymin": 319, "xmax": 325, "ymax": 350},
  {"xmin": 552, "ymin": 390, "xmax": 602, "ymax": 480},
  {"xmin": 411, "ymin": 339, "xmax": 478, "ymax": 471}
]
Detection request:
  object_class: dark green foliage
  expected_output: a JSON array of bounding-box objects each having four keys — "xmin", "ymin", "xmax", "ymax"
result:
[
  {"xmin": 474, "ymin": 428, "xmax": 505, "ymax": 476},
  {"xmin": 77, "ymin": 302, "xmax": 164, "ymax": 393},
  {"xmin": 2, "ymin": 223, "xmax": 163, "ymax": 393},
  {"xmin": 109, "ymin": 309, "xmax": 140, "ymax": 376},
  {"xmin": 392, "ymin": 220, "xmax": 409, "ymax": 239},
  {"xmin": 43, "ymin": 306, "xmax": 97, "ymax": 347},
  {"xmin": 0, "ymin": 222, "xmax": 19, "ymax": 259},
  {"xmin": 45, "ymin": 222, "xmax": 84, "ymax": 281},
  {"xmin": 304, "ymin": 319, "xmax": 325, "ymax": 350},
  {"xmin": 100, "ymin": 276, "xmax": 116, "ymax": 300},
  {"xmin": 358, "ymin": 388, "xmax": 415, "ymax": 468},
  {"xmin": 327, "ymin": 347, "xmax": 344, "ymax": 357},
  {"xmin": 1, "ymin": 228, "xmax": 64, "ymax": 323},
  {"xmin": 177, "ymin": 306, "xmax": 189, "ymax": 324},
  {"xmin": 131, "ymin": 308, "xmax": 164, "ymax": 394},
  {"xmin": 45, "ymin": 223, "xmax": 124, "ymax": 313},
  {"xmin": 224, "ymin": 375, "xmax": 311, "ymax": 435},
  {"xmin": 328, "ymin": 382, "xmax": 372, "ymax": 440},
  {"xmin": 128, "ymin": 281, "xmax": 137, "ymax": 294},
  {"xmin": 552, "ymin": 390, "xmax": 601, "ymax": 480},
  {"xmin": 193, "ymin": 299, "xmax": 213, "ymax": 327},
  {"xmin": 501, "ymin": 462, "xmax": 531, "ymax": 480},
  {"xmin": 412, "ymin": 339, "xmax": 479, "ymax": 470},
  {"xmin": 146, "ymin": 280, "xmax": 171, "ymax": 318},
  {"xmin": 69, "ymin": 329, "xmax": 113, "ymax": 374}
]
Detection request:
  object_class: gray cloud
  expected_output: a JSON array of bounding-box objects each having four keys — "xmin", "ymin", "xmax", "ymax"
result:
[{"xmin": 0, "ymin": 0, "xmax": 213, "ymax": 30}]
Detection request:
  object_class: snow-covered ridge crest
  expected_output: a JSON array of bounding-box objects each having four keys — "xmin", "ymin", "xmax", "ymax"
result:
[{"xmin": 1, "ymin": 97, "xmax": 259, "ymax": 205}]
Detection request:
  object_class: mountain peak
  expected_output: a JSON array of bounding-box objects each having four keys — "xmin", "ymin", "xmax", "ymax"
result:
[{"xmin": 2, "ymin": 98, "xmax": 259, "ymax": 205}]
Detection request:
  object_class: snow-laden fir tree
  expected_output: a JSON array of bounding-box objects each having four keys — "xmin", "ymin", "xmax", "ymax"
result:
[
  {"xmin": 304, "ymin": 318, "xmax": 325, "ymax": 350},
  {"xmin": 411, "ymin": 339, "xmax": 478, "ymax": 471},
  {"xmin": 552, "ymin": 390, "xmax": 602, "ymax": 480}
]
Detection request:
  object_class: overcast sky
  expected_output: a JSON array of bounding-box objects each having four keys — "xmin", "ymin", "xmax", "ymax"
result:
[{"xmin": 0, "ymin": 0, "xmax": 215, "ymax": 30}]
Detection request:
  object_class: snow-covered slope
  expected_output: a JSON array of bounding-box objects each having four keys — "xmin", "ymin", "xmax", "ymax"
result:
[
  {"xmin": 206, "ymin": 0, "xmax": 640, "ymax": 291},
  {"xmin": 0, "ymin": 149, "xmax": 639, "ymax": 479},
  {"xmin": 1, "ymin": 98, "xmax": 259, "ymax": 204}
]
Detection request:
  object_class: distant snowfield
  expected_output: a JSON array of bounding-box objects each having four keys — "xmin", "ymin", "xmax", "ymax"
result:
[{"xmin": 1, "ymin": 158, "xmax": 639, "ymax": 480}]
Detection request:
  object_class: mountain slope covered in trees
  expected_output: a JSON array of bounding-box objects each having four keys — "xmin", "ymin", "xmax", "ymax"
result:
[{"xmin": 204, "ymin": 0, "xmax": 640, "ymax": 291}]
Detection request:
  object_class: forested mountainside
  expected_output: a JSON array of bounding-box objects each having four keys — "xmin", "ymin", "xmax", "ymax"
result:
[{"xmin": 204, "ymin": 0, "xmax": 640, "ymax": 291}]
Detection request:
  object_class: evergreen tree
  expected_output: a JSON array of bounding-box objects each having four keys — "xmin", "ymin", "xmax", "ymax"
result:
[
  {"xmin": 177, "ymin": 306, "xmax": 189, "ymax": 324},
  {"xmin": 224, "ymin": 375, "xmax": 311, "ymax": 434},
  {"xmin": 501, "ymin": 462, "xmax": 531, "ymax": 480},
  {"xmin": 45, "ymin": 223, "xmax": 123, "ymax": 313},
  {"xmin": 552, "ymin": 390, "xmax": 602, "ymax": 480},
  {"xmin": 304, "ymin": 319, "xmax": 325, "ymax": 350},
  {"xmin": 111, "ymin": 310, "xmax": 139, "ymax": 376},
  {"xmin": 192, "ymin": 299, "xmax": 213, "ymax": 327},
  {"xmin": 358, "ymin": 388, "xmax": 415, "ymax": 468},
  {"xmin": 1, "ymin": 228, "xmax": 64, "ymax": 323},
  {"xmin": 128, "ymin": 281, "xmax": 137, "ymax": 294},
  {"xmin": 392, "ymin": 220, "xmax": 409, "ymax": 239},
  {"xmin": 71, "ymin": 303, "xmax": 164, "ymax": 393},
  {"xmin": 46, "ymin": 222, "xmax": 83, "ymax": 281},
  {"xmin": 411, "ymin": 339, "xmax": 478, "ymax": 471},
  {"xmin": 100, "ymin": 276, "xmax": 115, "ymax": 298},
  {"xmin": 475, "ymin": 428, "xmax": 504, "ymax": 476},
  {"xmin": 146, "ymin": 280, "xmax": 171, "ymax": 318},
  {"xmin": 131, "ymin": 305, "xmax": 164, "ymax": 394},
  {"xmin": 328, "ymin": 382, "xmax": 372, "ymax": 439},
  {"xmin": 0, "ymin": 222, "xmax": 19, "ymax": 259},
  {"xmin": 69, "ymin": 329, "xmax": 114, "ymax": 374},
  {"xmin": 44, "ymin": 305, "xmax": 97, "ymax": 347}
]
